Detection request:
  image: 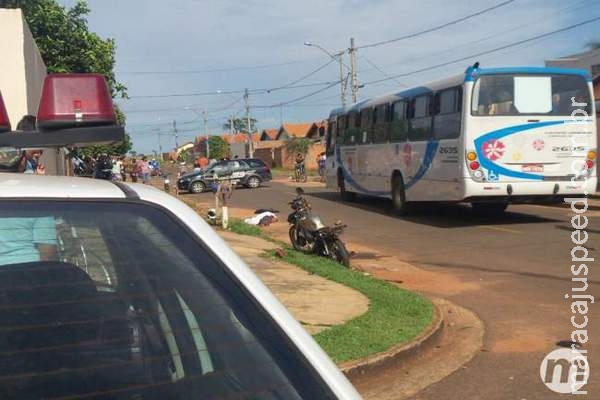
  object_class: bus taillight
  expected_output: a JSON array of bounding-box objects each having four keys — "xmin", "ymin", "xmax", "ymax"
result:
[{"xmin": 469, "ymin": 161, "xmax": 480, "ymax": 170}]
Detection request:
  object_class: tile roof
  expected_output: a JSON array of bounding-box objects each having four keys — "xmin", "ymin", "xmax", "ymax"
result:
[
  {"xmin": 261, "ymin": 129, "xmax": 278, "ymax": 140},
  {"xmin": 280, "ymin": 123, "xmax": 314, "ymax": 138}
]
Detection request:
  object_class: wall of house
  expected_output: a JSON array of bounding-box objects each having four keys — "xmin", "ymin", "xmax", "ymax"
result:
[
  {"xmin": 0, "ymin": 9, "xmax": 46, "ymax": 127},
  {"xmin": 0, "ymin": 9, "xmax": 64, "ymax": 174}
]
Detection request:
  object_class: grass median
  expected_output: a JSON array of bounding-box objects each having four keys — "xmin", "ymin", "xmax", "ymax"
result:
[
  {"xmin": 180, "ymin": 199, "xmax": 434, "ymax": 364},
  {"xmin": 264, "ymin": 246, "xmax": 433, "ymax": 363}
]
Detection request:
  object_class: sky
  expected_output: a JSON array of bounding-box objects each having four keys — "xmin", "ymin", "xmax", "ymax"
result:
[{"xmin": 58, "ymin": 0, "xmax": 600, "ymax": 154}]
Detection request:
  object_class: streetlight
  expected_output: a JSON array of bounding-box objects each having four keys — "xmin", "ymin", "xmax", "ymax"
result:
[{"xmin": 304, "ymin": 41, "xmax": 349, "ymax": 106}]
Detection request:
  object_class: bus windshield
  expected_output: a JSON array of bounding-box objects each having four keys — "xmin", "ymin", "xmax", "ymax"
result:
[{"xmin": 471, "ymin": 73, "xmax": 592, "ymax": 116}]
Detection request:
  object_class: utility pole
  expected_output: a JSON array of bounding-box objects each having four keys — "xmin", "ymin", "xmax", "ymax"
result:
[
  {"xmin": 173, "ymin": 120, "xmax": 179, "ymax": 149},
  {"xmin": 202, "ymin": 108, "xmax": 209, "ymax": 159},
  {"xmin": 338, "ymin": 51, "xmax": 347, "ymax": 107},
  {"xmin": 244, "ymin": 88, "xmax": 253, "ymax": 157},
  {"xmin": 349, "ymin": 37, "xmax": 358, "ymax": 103},
  {"xmin": 157, "ymin": 131, "xmax": 163, "ymax": 159}
]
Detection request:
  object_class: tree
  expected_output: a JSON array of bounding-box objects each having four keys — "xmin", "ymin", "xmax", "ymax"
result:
[
  {"xmin": 2, "ymin": 0, "xmax": 126, "ymax": 98},
  {"xmin": 207, "ymin": 136, "xmax": 230, "ymax": 160},
  {"xmin": 284, "ymin": 137, "xmax": 311, "ymax": 159},
  {"xmin": 222, "ymin": 117, "xmax": 257, "ymax": 133},
  {"xmin": 2, "ymin": 0, "xmax": 130, "ymax": 156},
  {"xmin": 587, "ymin": 40, "xmax": 600, "ymax": 50},
  {"xmin": 78, "ymin": 133, "xmax": 132, "ymax": 157}
]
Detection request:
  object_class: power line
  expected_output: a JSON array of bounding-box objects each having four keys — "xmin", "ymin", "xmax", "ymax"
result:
[
  {"xmin": 360, "ymin": 56, "xmax": 407, "ymax": 87},
  {"xmin": 117, "ymin": 57, "xmax": 323, "ymax": 75},
  {"xmin": 362, "ymin": 15, "xmax": 600, "ymax": 86},
  {"xmin": 128, "ymin": 80, "xmax": 340, "ymax": 99},
  {"xmin": 266, "ymin": 58, "xmax": 336, "ymax": 92},
  {"xmin": 255, "ymin": 80, "xmax": 341, "ymax": 108},
  {"xmin": 358, "ymin": 0, "xmax": 515, "ymax": 49}
]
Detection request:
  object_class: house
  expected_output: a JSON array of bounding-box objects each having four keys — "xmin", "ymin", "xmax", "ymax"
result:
[
  {"xmin": 306, "ymin": 121, "xmax": 327, "ymax": 142},
  {"xmin": 545, "ymin": 48, "xmax": 600, "ymax": 76},
  {"xmin": 260, "ymin": 128, "xmax": 278, "ymax": 141},
  {"xmin": 276, "ymin": 122, "xmax": 314, "ymax": 140}
]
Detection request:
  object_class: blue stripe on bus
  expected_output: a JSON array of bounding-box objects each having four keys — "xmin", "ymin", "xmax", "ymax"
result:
[
  {"xmin": 474, "ymin": 120, "xmax": 574, "ymax": 180},
  {"xmin": 465, "ymin": 67, "xmax": 592, "ymax": 82},
  {"xmin": 336, "ymin": 139, "xmax": 440, "ymax": 195},
  {"xmin": 335, "ymin": 147, "xmax": 388, "ymax": 195},
  {"xmin": 405, "ymin": 140, "xmax": 440, "ymax": 189}
]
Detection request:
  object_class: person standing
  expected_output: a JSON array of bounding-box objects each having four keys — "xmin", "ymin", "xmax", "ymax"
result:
[
  {"xmin": 130, "ymin": 158, "xmax": 138, "ymax": 182},
  {"xmin": 199, "ymin": 156, "xmax": 209, "ymax": 170},
  {"xmin": 138, "ymin": 156, "xmax": 151, "ymax": 184},
  {"xmin": 318, "ymin": 152, "xmax": 326, "ymax": 182}
]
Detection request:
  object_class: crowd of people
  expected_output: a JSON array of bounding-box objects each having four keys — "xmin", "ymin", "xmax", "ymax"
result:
[{"xmin": 71, "ymin": 153, "xmax": 160, "ymax": 184}]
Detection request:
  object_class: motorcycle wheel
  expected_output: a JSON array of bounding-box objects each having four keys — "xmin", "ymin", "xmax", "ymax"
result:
[
  {"xmin": 329, "ymin": 239, "xmax": 350, "ymax": 267},
  {"xmin": 289, "ymin": 225, "xmax": 314, "ymax": 252}
]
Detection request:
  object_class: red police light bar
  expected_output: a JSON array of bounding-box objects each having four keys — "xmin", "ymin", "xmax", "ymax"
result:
[
  {"xmin": 37, "ymin": 73, "xmax": 116, "ymax": 130},
  {"xmin": 0, "ymin": 90, "xmax": 11, "ymax": 133}
]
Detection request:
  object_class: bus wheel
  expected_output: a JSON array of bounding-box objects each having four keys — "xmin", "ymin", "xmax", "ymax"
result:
[
  {"xmin": 391, "ymin": 175, "xmax": 409, "ymax": 215},
  {"xmin": 471, "ymin": 202, "xmax": 508, "ymax": 215},
  {"xmin": 338, "ymin": 171, "xmax": 355, "ymax": 201}
]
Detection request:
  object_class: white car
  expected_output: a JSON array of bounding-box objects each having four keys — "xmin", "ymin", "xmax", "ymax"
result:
[{"xmin": 0, "ymin": 173, "xmax": 361, "ymax": 400}]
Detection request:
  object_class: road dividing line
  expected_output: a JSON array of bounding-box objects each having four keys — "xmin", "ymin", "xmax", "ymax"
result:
[{"xmin": 478, "ymin": 225, "xmax": 523, "ymax": 234}]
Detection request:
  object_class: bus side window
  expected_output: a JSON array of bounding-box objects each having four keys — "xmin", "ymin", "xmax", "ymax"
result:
[
  {"xmin": 390, "ymin": 100, "xmax": 407, "ymax": 142},
  {"xmin": 337, "ymin": 115, "xmax": 346, "ymax": 145},
  {"xmin": 360, "ymin": 108, "xmax": 372, "ymax": 144},
  {"xmin": 373, "ymin": 104, "xmax": 389, "ymax": 143},
  {"xmin": 326, "ymin": 120, "xmax": 336, "ymax": 156},
  {"xmin": 433, "ymin": 88, "xmax": 462, "ymax": 140},
  {"xmin": 345, "ymin": 112, "xmax": 358, "ymax": 145},
  {"xmin": 408, "ymin": 95, "xmax": 432, "ymax": 142}
]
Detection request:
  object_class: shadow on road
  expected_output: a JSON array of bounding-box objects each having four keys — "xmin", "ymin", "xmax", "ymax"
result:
[{"xmin": 305, "ymin": 190, "xmax": 560, "ymax": 229}]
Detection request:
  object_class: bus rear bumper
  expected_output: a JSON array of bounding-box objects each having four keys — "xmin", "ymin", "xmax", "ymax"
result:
[{"xmin": 462, "ymin": 177, "xmax": 597, "ymax": 204}]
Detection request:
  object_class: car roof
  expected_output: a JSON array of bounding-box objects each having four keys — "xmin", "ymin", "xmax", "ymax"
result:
[
  {"xmin": 0, "ymin": 172, "xmax": 126, "ymax": 198},
  {"xmin": 0, "ymin": 172, "xmax": 360, "ymax": 398}
]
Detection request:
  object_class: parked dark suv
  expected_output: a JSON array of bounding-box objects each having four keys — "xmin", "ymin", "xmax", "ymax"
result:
[{"xmin": 178, "ymin": 158, "xmax": 272, "ymax": 194}]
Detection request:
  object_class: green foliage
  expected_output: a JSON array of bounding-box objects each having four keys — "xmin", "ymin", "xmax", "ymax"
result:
[
  {"xmin": 79, "ymin": 133, "xmax": 132, "ymax": 157},
  {"xmin": 2, "ymin": 0, "xmax": 131, "ymax": 155},
  {"xmin": 5, "ymin": 0, "xmax": 127, "ymax": 99},
  {"xmin": 228, "ymin": 219, "xmax": 263, "ymax": 237},
  {"xmin": 222, "ymin": 117, "xmax": 257, "ymax": 133},
  {"xmin": 284, "ymin": 136, "xmax": 311, "ymax": 157},
  {"xmin": 208, "ymin": 136, "xmax": 230, "ymax": 160},
  {"xmin": 265, "ymin": 247, "xmax": 433, "ymax": 363}
]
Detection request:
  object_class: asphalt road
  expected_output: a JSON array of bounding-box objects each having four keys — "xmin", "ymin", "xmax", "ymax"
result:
[{"xmin": 187, "ymin": 180, "xmax": 599, "ymax": 399}]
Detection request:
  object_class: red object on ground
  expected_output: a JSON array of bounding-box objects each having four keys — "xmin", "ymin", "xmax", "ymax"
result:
[
  {"xmin": 0, "ymin": 90, "xmax": 10, "ymax": 133},
  {"xmin": 37, "ymin": 73, "xmax": 115, "ymax": 129}
]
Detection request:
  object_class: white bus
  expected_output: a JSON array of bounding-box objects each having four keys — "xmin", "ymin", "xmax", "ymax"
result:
[{"xmin": 325, "ymin": 65, "xmax": 597, "ymax": 214}]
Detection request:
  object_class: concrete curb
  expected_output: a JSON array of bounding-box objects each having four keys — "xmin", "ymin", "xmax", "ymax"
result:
[{"xmin": 339, "ymin": 299, "xmax": 444, "ymax": 381}]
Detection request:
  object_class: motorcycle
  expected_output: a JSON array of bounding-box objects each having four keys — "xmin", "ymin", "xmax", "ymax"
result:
[
  {"xmin": 294, "ymin": 162, "xmax": 307, "ymax": 183},
  {"xmin": 287, "ymin": 187, "xmax": 350, "ymax": 267},
  {"xmin": 163, "ymin": 175, "xmax": 171, "ymax": 192}
]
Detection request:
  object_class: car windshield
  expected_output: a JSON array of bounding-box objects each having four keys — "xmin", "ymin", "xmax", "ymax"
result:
[
  {"xmin": 471, "ymin": 73, "xmax": 592, "ymax": 116},
  {"xmin": 0, "ymin": 201, "xmax": 334, "ymax": 400}
]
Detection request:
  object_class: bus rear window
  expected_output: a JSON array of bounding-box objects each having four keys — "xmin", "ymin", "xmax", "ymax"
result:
[{"xmin": 471, "ymin": 74, "xmax": 592, "ymax": 116}]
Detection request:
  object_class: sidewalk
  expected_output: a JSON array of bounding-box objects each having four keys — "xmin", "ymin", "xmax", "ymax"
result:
[{"xmin": 218, "ymin": 230, "xmax": 369, "ymax": 334}]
